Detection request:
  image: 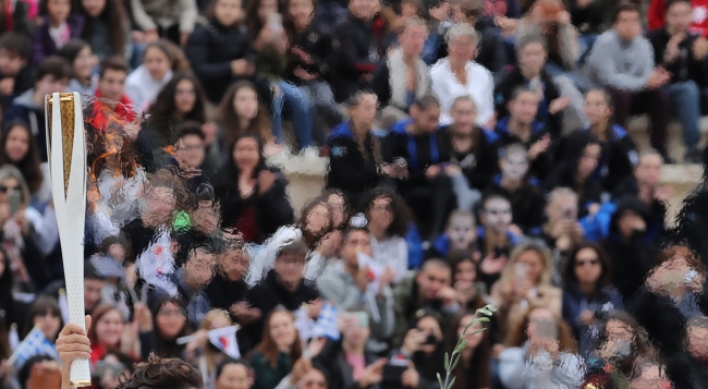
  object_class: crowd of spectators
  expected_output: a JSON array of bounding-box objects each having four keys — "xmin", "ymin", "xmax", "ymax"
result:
[{"xmin": 0, "ymin": 0, "xmax": 708, "ymax": 388}]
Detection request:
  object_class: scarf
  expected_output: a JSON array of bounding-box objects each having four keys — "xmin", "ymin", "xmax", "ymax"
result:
[{"xmin": 388, "ymin": 48, "xmax": 430, "ymax": 110}]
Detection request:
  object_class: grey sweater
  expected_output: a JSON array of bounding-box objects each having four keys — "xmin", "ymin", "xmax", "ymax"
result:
[{"xmin": 585, "ymin": 30, "xmax": 655, "ymax": 92}]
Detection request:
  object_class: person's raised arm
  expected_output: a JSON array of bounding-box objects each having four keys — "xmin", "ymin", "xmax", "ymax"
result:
[{"xmin": 57, "ymin": 316, "xmax": 92, "ymax": 389}]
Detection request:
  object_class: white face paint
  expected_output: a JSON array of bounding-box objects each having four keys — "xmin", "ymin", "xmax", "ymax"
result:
[
  {"xmin": 501, "ymin": 150, "xmax": 529, "ymax": 181},
  {"xmin": 484, "ymin": 198, "xmax": 512, "ymax": 232},
  {"xmin": 446, "ymin": 216, "xmax": 476, "ymax": 250}
]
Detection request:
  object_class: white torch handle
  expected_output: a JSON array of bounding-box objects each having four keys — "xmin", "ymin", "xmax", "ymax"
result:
[{"xmin": 46, "ymin": 92, "xmax": 91, "ymax": 387}]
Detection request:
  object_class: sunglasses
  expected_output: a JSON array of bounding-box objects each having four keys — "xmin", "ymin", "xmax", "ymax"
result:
[
  {"xmin": 575, "ymin": 259, "xmax": 599, "ymax": 267},
  {"xmin": 0, "ymin": 185, "xmax": 20, "ymax": 193}
]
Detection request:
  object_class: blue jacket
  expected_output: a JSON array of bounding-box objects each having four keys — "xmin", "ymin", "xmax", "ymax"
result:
[{"xmin": 562, "ymin": 281, "xmax": 623, "ymax": 340}]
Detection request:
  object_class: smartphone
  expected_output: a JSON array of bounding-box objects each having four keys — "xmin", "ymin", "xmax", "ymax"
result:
[
  {"xmin": 268, "ymin": 13, "xmax": 282, "ymax": 31},
  {"xmin": 8, "ymin": 191, "xmax": 21, "ymax": 215},
  {"xmin": 494, "ymin": 246, "xmax": 508, "ymax": 258},
  {"xmin": 381, "ymin": 357, "xmax": 408, "ymax": 388},
  {"xmin": 422, "ymin": 333, "xmax": 438, "ymax": 345},
  {"xmin": 514, "ymin": 262, "xmax": 526, "ymax": 278}
]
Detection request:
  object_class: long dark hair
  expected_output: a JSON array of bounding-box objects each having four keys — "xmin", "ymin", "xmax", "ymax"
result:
[
  {"xmin": 151, "ymin": 296, "xmax": 192, "ymax": 358},
  {"xmin": 215, "ymin": 133, "xmax": 267, "ymax": 187},
  {"xmin": 362, "ymin": 186, "xmax": 412, "ymax": 237},
  {"xmin": 80, "ymin": 0, "xmax": 128, "ymax": 57},
  {"xmin": 447, "ymin": 311, "xmax": 492, "ymax": 389},
  {"xmin": 217, "ymin": 81, "xmax": 272, "ymax": 146},
  {"xmin": 283, "ymin": 0, "xmax": 316, "ymax": 40},
  {"xmin": 0, "ymin": 120, "xmax": 43, "ymax": 194},
  {"xmin": 245, "ymin": 0, "xmax": 280, "ymax": 40},
  {"xmin": 148, "ymin": 72, "xmax": 207, "ymax": 124},
  {"xmin": 564, "ymin": 241, "xmax": 613, "ymax": 288},
  {"xmin": 22, "ymin": 295, "xmax": 62, "ymax": 339},
  {"xmin": 56, "ymin": 38, "xmax": 90, "ymax": 71}
]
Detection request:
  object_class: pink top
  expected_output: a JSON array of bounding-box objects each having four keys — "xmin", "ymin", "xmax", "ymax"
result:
[{"xmin": 345, "ymin": 352, "xmax": 366, "ymax": 381}]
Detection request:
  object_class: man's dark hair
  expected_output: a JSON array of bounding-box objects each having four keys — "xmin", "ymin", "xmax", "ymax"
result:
[
  {"xmin": 174, "ymin": 121, "xmax": 205, "ymax": 145},
  {"xmin": 276, "ymin": 239, "xmax": 309, "ymax": 259},
  {"xmin": 420, "ymin": 258, "xmax": 452, "ymax": 273},
  {"xmin": 99, "ymin": 56, "xmax": 129, "ymax": 79},
  {"xmin": 35, "ymin": 56, "xmax": 72, "ymax": 82},
  {"xmin": 117, "ymin": 354, "xmax": 203, "ymax": 389},
  {"xmin": 412, "ymin": 95, "xmax": 441, "ymax": 111},
  {"xmin": 613, "ymin": 2, "xmax": 640, "ymax": 23},
  {"xmin": 0, "ymin": 32, "xmax": 31, "ymax": 60}
]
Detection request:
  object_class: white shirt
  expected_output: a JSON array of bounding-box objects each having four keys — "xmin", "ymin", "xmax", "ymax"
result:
[
  {"xmin": 430, "ymin": 58, "xmax": 495, "ymax": 127},
  {"xmin": 371, "ymin": 235, "xmax": 408, "ymax": 284},
  {"xmin": 125, "ymin": 65, "xmax": 173, "ymax": 112}
]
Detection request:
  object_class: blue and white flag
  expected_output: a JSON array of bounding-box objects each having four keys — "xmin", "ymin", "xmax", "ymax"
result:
[
  {"xmin": 9, "ymin": 326, "xmax": 59, "ymax": 368},
  {"xmin": 313, "ymin": 302, "xmax": 340, "ymax": 341}
]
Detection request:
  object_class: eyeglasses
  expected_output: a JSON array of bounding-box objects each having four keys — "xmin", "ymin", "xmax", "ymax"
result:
[
  {"xmin": 575, "ymin": 258, "xmax": 599, "ymax": 267},
  {"xmin": 176, "ymin": 88, "xmax": 196, "ymax": 96},
  {"xmin": 0, "ymin": 185, "xmax": 21, "ymax": 193},
  {"xmin": 372, "ymin": 205, "xmax": 392, "ymax": 213},
  {"xmin": 158, "ymin": 308, "xmax": 186, "ymax": 317},
  {"xmin": 175, "ymin": 144, "xmax": 204, "ymax": 153}
]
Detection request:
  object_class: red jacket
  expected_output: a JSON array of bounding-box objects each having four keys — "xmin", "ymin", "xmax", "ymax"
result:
[
  {"xmin": 94, "ymin": 89, "xmax": 137, "ymax": 123},
  {"xmin": 648, "ymin": 0, "xmax": 708, "ymax": 36}
]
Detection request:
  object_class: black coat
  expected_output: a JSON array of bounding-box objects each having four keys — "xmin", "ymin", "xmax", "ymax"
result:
[
  {"xmin": 441, "ymin": 125, "xmax": 500, "ymax": 191},
  {"xmin": 285, "ymin": 23, "xmax": 332, "ymax": 85},
  {"xmin": 330, "ymin": 12, "xmax": 379, "ymax": 102},
  {"xmin": 485, "ymin": 177, "xmax": 546, "ymax": 234},
  {"xmin": 204, "ymin": 273, "xmax": 249, "ymax": 312},
  {"xmin": 184, "ymin": 20, "xmax": 256, "ymax": 103},
  {"xmin": 326, "ymin": 122, "xmax": 384, "ymax": 205},
  {"xmin": 647, "ymin": 28, "xmax": 708, "ymax": 86},
  {"xmin": 239, "ymin": 270, "xmax": 319, "ymax": 353},
  {"xmin": 214, "ymin": 166, "xmax": 294, "ymax": 244},
  {"xmin": 494, "ymin": 66, "xmax": 563, "ymax": 138}
]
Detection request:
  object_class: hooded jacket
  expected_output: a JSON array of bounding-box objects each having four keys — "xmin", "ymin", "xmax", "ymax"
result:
[
  {"xmin": 2, "ymin": 89, "xmax": 47, "ymax": 161},
  {"xmin": 601, "ymin": 196, "xmax": 658, "ymax": 303},
  {"xmin": 495, "ymin": 116, "xmax": 551, "ymax": 181}
]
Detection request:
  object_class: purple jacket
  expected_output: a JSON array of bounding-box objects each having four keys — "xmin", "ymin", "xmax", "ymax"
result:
[{"xmin": 31, "ymin": 14, "xmax": 85, "ymax": 65}]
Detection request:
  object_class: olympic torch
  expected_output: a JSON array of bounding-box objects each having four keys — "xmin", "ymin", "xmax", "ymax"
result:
[{"xmin": 45, "ymin": 92, "xmax": 91, "ymax": 387}]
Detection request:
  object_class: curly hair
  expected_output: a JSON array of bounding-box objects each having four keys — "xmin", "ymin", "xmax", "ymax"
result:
[
  {"xmin": 80, "ymin": 0, "xmax": 128, "ymax": 57},
  {"xmin": 362, "ymin": 186, "xmax": 412, "ymax": 237},
  {"xmin": 117, "ymin": 354, "xmax": 203, "ymax": 389}
]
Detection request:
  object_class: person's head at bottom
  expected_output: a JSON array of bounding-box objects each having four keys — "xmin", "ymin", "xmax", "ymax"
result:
[{"xmin": 56, "ymin": 317, "xmax": 204, "ymax": 389}]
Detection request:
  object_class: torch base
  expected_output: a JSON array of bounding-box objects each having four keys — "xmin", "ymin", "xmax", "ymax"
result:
[{"xmin": 70, "ymin": 380, "xmax": 92, "ymax": 388}]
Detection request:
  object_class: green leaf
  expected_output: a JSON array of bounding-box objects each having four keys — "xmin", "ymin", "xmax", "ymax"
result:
[
  {"xmin": 451, "ymin": 354, "xmax": 460, "ymax": 371},
  {"xmin": 478, "ymin": 317, "xmax": 490, "ymax": 322},
  {"xmin": 437, "ymin": 372, "xmax": 444, "ymax": 389},
  {"xmin": 444, "ymin": 352, "xmax": 450, "ymax": 371},
  {"xmin": 454, "ymin": 340, "xmax": 467, "ymax": 353},
  {"xmin": 448, "ymin": 376, "xmax": 456, "ymax": 389}
]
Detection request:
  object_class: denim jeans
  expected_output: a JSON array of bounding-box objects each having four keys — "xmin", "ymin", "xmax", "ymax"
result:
[
  {"xmin": 664, "ymin": 81, "xmax": 701, "ymax": 150},
  {"xmin": 272, "ymin": 80, "xmax": 313, "ymax": 149},
  {"xmin": 298, "ymin": 80, "xmax": 341, "ymax": 145}
]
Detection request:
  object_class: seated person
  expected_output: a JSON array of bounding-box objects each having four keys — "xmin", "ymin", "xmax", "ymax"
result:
[
  {"xmin": 148, "ymin": 233, "xmax": 217, "ymax": 329},
  {"xmin": 544, "ymin": 131, "xmax": 602, "ymax": 217},
  {"xmin": 585, "ymin": 3, "xmax": 671, "ymax": 157},
  {"xmin": 494, "ymin": 86, "xmax": 552, "ymax": 181},
  {"xmin": 326, "ymin": 91, "xmax": 388, "ymax": 206},
  {"xmin": 430, "ymin": 23, "xmax": 495, "ymax": 127},
  {"xmin": 441, "ymin": 95, "xmax": 500, "ymax": 208},
  {"xmin": 371, "ymin": 16, "xmax": 431, "ymax": 127},
  {"xmin": 169, "ymin": 122, "xmax": 206, "ymax": 191},
  {"xmin": 495, "ymin": 34, "xmax": 566, "ymax": 138},
  {"xmin": 240, "ymin": 239, "xmax": 320, "ymax": 353},
  {"xmin": 427, "ymin": 209, "xmax": 478, "ymax": 260},
  {"xmin": 537, "ymin": 188, "xmax": 586, "ymax": 256},
  {"xmin": 0, "ymin": 33, "xmax": 33, "ymax": 109},
  {"xmin": 391, "ymin": 259, "xmax": 460, "ymax": 347},
  {"xmin": 612, "ymin": 149, "xmax": 667, "ymax": 240},
  {"xmin": 2, "ymin": 56, "xmax": 71, "ymax": 162},
  {"xmin": 485, "ymin": 144, "xmax": 546, "ymax": 235},
  {"xmin": 386, "ymin": 95, "xmax": 455, "ymax": 241},
  {"xmin": 476, "ymin": 193, "xmax": 523, "ymax": 290},
  {"xmin": 317, "ymin": 226, "xmax": 395, "ymax": 353}
]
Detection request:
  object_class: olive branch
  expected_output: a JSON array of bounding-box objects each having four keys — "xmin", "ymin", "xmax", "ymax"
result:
[{"xmin": 437, "ymin": 304, "xmax": 497, "ymax": 389}]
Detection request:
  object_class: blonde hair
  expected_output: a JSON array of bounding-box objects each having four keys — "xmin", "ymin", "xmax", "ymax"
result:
[{"xmin": 498, "ymin": 241, "xmax": 553, "ymax": 286}]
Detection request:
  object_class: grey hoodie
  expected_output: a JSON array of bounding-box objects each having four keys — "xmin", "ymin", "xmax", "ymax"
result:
[{"xmin": 585, "ymin": 30, "xmax": 655, "ymax": 92}]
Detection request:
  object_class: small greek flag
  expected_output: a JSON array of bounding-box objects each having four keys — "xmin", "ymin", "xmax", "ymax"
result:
[
  {"xmin": 294, "ymin": 306, "xmax": 315, "ymax": 342},
  {"xmin": 313, "ymin": 302, "xmax": 340, "ymax": 341},
  {"xmin": 9, "ymin": 326, "xmax": 59, "ymax": 368}
]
